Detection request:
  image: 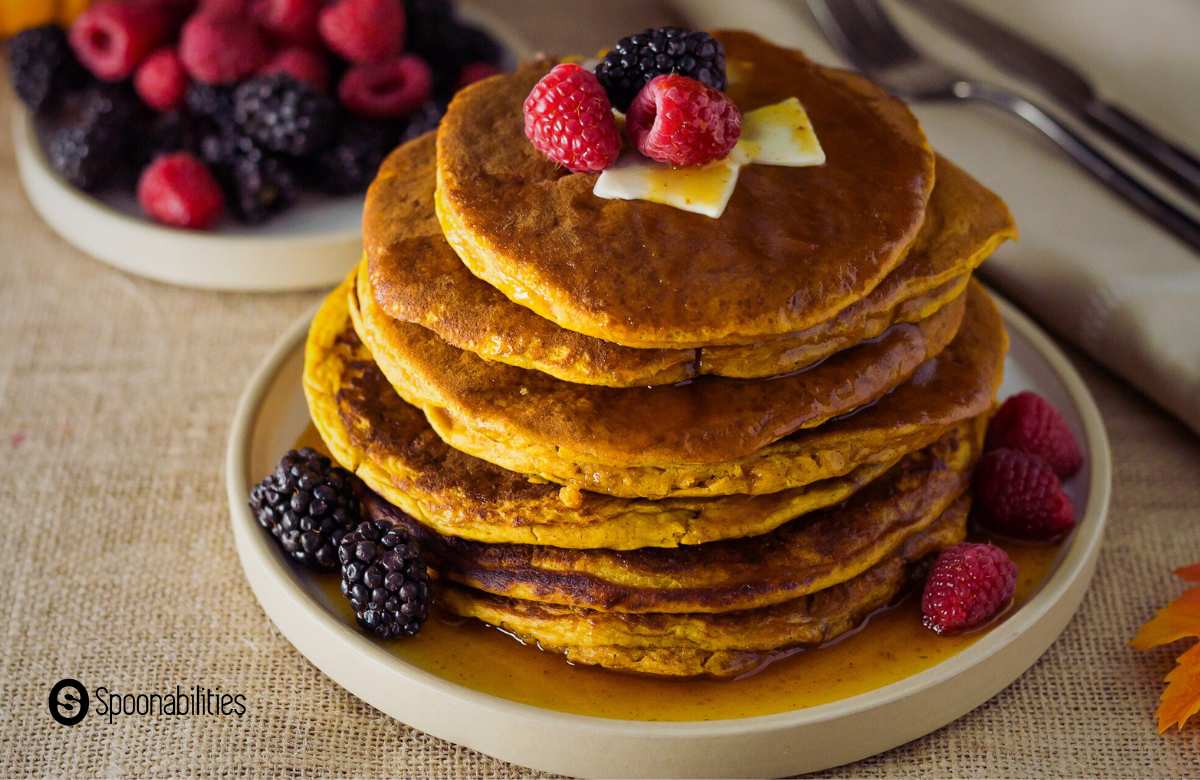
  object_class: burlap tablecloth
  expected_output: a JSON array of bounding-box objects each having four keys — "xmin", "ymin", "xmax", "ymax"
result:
[{"xmin": 2, "ymin": 3, "xmax": 1199, "ymax": 776}]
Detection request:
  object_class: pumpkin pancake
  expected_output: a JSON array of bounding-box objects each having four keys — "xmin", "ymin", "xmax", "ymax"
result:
[
  {"xmin": 307, "ymin": 276, "xmax": 908, "ymax": 549},
  {"xmin": 367, "ymin": 135, "xmax": 1012, "ymax": 386},
  {"xmin": 438, "ymin": 497, "xmax": 968, "ymax": 678},
  {"xmin": 435, "ymin": 31, "xmax": 936, "ymax": 348},
  {"xmin": 363, "ymin": 414, "xmax": 982, "ymax": 613},
  {"xmin": 351, "ymin": 262, "xmax": 967, "ymax": 472}
]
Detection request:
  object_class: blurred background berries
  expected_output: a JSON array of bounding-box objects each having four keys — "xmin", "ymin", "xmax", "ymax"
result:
[{"xmin": 5, "ymin": 0, "xmax": 509, "ymax": 230}]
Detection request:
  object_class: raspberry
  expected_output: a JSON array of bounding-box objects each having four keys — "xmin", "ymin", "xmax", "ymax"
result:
[
  {"xmin": 137, "ymin": 153, "xmax": 225, "ymax": 230},
  {"xmin": 319, "ymin": 0, "xmax": 406, "ymax": 65},
  {"xmin": 69, "ymin": 0, "xmax": 175, "ymax": 81},
  {"xmin": 921, "ymin": 543, "xmax": 1017, "ymax": 634},
  {"xmin": 986, "ymin": 391, "xmax": 1083, "ymax": 478},
  {"xmin": 135, "ymin": 48, "xmax": 189, "ymax": 112},
  {"xmin": 338, "ymin": 56, "xmax": 432, "ymax": 118},
  {"xmin": 259, "ymin": 47, "xmax": 330, "ymax": 92},
  {"xmin": 596, "ymin": 27, "xmax": 727, "ymax": 113},
  {"xmin": 626, "ymin": 74, "xmax": 741, "ymax": 167},
  {"xmin": 179, "ymin": 11, "xmax": 271, "ymax": 84},
  {"xmin": 522, "ymin": 63, "xmax": 620, "ymax": 173},
  {"xmin": 975, "ymin": 448, "xmax": 1076, "ymax": 541},
  {"xmin": 199, "ymin": 0, "xmax": 251, "ymax": 15},
  {"xmin": 251, "ymin": 0, "xmax": 322, "ymax": 44},
  {"xmin": 456, "ymin": 61, "xmax": 499, "ymax": 90}
]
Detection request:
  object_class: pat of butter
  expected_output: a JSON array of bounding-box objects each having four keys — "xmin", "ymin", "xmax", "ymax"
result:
[
  {"xmin": 733, "ymin": 97, "xmax": 825, "ymax": 167},
  {"xmin": 593, "ymin": 154, "xmax": 741, "ymax": 218},
  {"xmin": 593, "ymin": 98, "xmax": 824, "ymax": 218}
]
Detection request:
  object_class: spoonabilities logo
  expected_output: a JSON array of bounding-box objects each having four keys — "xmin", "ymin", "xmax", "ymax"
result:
[{"xmin": 49, "ymin": 679, "xmax": 89, "ymax": 726}]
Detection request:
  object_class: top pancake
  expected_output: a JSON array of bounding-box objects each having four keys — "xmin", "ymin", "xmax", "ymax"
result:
[
  {"xmin": 367, "ymin": 135, "xmax": 1013, "ymax": 386},
  {"xmin": 435, "ymin": 30, "xmax": 936, "ymax": 348}
]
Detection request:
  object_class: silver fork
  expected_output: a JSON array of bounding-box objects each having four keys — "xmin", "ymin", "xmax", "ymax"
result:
[{"xmin": 808, "ymin": 0, "xmax": 1200, "ymax": 254}]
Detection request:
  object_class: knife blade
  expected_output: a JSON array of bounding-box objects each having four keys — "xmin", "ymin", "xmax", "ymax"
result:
[{"xmin": 905, "ymin": 0, "xmax": 1200, "ymax": 201}]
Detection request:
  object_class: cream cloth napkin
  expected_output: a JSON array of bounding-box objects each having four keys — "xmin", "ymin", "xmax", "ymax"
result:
[{"xmin": 678, "ymin": 0, "xmax": 1200, "ymax": 434}]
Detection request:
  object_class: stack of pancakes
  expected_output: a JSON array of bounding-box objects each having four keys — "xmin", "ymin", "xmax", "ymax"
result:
[{"xmin": 304, "ymin": 31, "xmax": 1016, "ymax": 677}]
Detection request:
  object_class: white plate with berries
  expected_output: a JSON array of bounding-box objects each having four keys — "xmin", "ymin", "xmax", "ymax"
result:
[
  {"xmin": 224, "ymin": 288, "xmax": 1111, "ymax": 778},
  {"xmin": 10, "ymin": 0, "xmax": 528, "ymax": 291}
]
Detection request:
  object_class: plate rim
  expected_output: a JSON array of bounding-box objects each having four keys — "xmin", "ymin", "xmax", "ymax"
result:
[{"xmin": 225, "ymin": 287, "xmax": 1112, "ymax": 741}]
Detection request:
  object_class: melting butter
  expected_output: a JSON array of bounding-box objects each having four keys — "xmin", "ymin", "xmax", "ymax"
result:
[{"xmin": 593, "ymin": 97, "xmax": 824, "ymax": 218}]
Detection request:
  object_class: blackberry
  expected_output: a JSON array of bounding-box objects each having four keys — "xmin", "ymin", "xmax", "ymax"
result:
[
  {"xmin": 233, "ymin": 75, "xmax": 338, "ymax": 157},
  {"xmin": 339, "ymin": 520, "xmax": 431, "ymax": 639},
  {"xmin": 185, "ymin": 82, "xmax": 236, "ymax": 126},
  {"xmin": 136, "ymin": 111, "xmax": 200, "ymax": 168},
  {"xmin": 308, "ymin": 119, "xmax": 399, "ymax": 195},
  {"xmin": 7, "ymin": 24, "xmax": 85, "ymax": 115},
  {"xmin": 408, "ymin": 18, "xmax": 502, "ymax": 100},
  {"xmin": 401, "ymin": 100, "xmax": 444, "ymax": 142},
  {"xmin": 595, "ymin": 27, "xmax": 726, "ymax": 112},
  {"xmin": 201, "ymin": 125, "xmax": 298, "ymax": 224},
  {"xmin": 45, "ymin": 122, "xmax": 122, "ymax": 191},
  {"xmin": 249, "ymin": 448, "xmax": 361, "ymax": 570},
  {"xmin": 74, "ymin": 81, "xmax": 145, "ymax": 129}
]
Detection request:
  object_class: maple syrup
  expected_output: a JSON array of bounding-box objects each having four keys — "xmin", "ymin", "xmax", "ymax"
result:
[{"xmin": 295, "ymin": 427, "xmax": 1063, "ymax": 721}]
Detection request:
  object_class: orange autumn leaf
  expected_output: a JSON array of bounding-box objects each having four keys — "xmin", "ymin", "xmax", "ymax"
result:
[
  {"xmin": 1132, "ymin": 565, "xmax": 1200, "ymax": 733},
  {"xmin": 1158, "ymin": 643, "xmax": 1200, "ymax": 733}
]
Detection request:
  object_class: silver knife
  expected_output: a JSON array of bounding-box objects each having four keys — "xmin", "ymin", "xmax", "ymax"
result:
[{"xmin": 905, "ymin": 0, "xmax": 1200, "ymax": 202}]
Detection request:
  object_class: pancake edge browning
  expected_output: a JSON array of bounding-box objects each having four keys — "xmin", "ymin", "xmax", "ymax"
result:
[
  {"xmin": 363, "ymin": 413, "xmax": 983, "ymax": 613},
  {"xmin": 307, "ymin": 275, "xmax": 930, "ymax": 549},
  {"xmin": 437, "ymin": 497, "xmax": 969, "ymax": 678},
  {"xmin": 352, "ymin": 261, "xmax": 968, "ymax": 473},
  {"xmin": 367, "ymin": 131, "xmax": 1013, "ymax": 386}
]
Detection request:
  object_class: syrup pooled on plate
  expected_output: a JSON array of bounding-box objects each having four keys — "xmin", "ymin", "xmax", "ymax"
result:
[{"xmin": 295, "ymin": 426, "xmax": 1063, "ymax": 722}]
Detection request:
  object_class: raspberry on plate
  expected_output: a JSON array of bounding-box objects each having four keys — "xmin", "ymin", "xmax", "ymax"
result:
[
  {"xmin": 626, "ymin": 74, "xmax": 742, "ymax": 168},
  {"xmin": 69, "ymin": 0, "xmax": 175, "ymax": 81},
  {"xmin": 137, "ymin": 153, "xmax": 225, "ymax": 230},
  {"xmin": 252, "ymin": 0, "xmax": 322, "ymax": 45},
  {"xmin": 339, "ymin": 56, "xmax": 432, "ymax": 118},
  {"xmin": 259, "ymin": 47, "xmax": 330, "ymax": 92},
  {"xmin": 522, "ymin": 63, "xmax": 621, "ymax": 173},
  {"xmin": 179, "ymin": 11, "xmax": 271, "ymax": 84},
  {"xmin": 319, "ymin": 0, "xmax": 406, "ymax": 65},
  {"xmin": 921, "ymin": 543, "xmax": 1017, "ymax": 634},
  {"xmin": 135, "ymin": 48, "xmax": 189, "ymax": 112},
  {"xmin": 975, "ymin": 448, "xmax": 1076, "ymax": 541},
  {"xmin": 986, "ymin": 391, "xmax": 1083, "ymax": 478}
]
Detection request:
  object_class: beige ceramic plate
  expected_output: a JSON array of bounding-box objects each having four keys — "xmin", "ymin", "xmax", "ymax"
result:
[
  {"xmin": 12, "ymin": 4, "xmax": 528, "ymax": 291},
  {"xmin": 225, "ymin": 291, "xmax": 1110, "ymax": 777}
]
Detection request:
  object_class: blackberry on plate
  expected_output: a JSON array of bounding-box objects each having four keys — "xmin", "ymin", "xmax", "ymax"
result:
[
  {"xmin": 73, "ymin": 81, "xmax": 146, "ymax": 130},
  {"xmin": 401, "ymin": 100, "xmax": 444, "ymax": 142},
  {"xmin": 408, "ymin": 18, "xmax": 502, "ymax": 99},
  {"xmin": 339, "ymin": 520, "xmax": 431, "ymax": 639},
  {"xmin": 201, "ymin": 125, "xmax": 299, "ymax": 224},
  {"xmin": 8, "ymin": 24, "xmax": 85, "ymax": 115},
  {"xmin": 249, "ymin": 448, "xmax": 361, "ymax": 570},
  {"xmin": 308, "ymin": 118, "xmax": 400, "ymax": 195},
  {"xmin": 185, "ymin": 82, "xmax": 237, "ymax": 126},
  {"xmin": 233, "ymin": 75, "xmax": 338, "ymax": 157},
  {"xmin": 45, "ymin": 122, "xmax": 122, "ymax": 191},
  {"xmin": 595, "ymin": 27, "xmax": 726, "ymax": 112},
  {"xmin": 136, "ymin": 111, "xmax": 200, "ymax": 167}
]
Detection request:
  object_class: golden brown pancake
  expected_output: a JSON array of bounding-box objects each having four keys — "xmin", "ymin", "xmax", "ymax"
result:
[
  {"xmin": 435, "ymin": 31, "xmax": 937, "ymax": 348},
  {"xmin": 352, "ymin": 261, "xmax": 967, "ymax": 471},
  {"xmin": 307, "ymin": 276, "xmax": 915, "ymax": 549},
  {"xmin": 438, "ymin": 498, "xmax": 968, "ymax": 678},
  {"xmin": 363, "ymin": 416, "xmax": 981, "ymax": 613},
  {"xmin": 367, "ymin": 135, "xmax": 1013, "ymax": 386}
]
